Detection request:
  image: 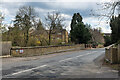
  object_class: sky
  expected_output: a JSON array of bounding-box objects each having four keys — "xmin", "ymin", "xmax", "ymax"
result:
[{"xmin": 0, "ymin": 0, "xmax": 112, "ymax": 33}]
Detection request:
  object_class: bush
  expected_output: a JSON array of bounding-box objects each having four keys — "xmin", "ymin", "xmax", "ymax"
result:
[
  {"xmin": 104, "ymin": 36, "xmax": 112, "ymax": 47},
  {"xmin": 117, "ymin": 40, "xmax": 120, "ymax": 44}
]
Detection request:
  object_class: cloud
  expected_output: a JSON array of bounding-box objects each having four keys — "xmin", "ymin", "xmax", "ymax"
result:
[
  {"xmin": 61, "ymin": 14, "xmax": 71, "ymax": 19},
  {"xmin": 64, "ymin": 16, "xmax": 112, "ymax": 33},
  {"xmin": 1, "ymin": 0, "xmax": 101, "ymax": 2},
  {"xmin": 44, "ymin": 2, "xmax": 99, "ymax": 10},
  {"xmin": 83, "ymin": 17, "xmax": 111, "ymax": 33},
  {"xmin": 0, "ymin": 2, "xmax": 26, "ymax": 24},
  {"xmin": 0, "ymin": 2, "xmax": 111, "ymax": 33}
]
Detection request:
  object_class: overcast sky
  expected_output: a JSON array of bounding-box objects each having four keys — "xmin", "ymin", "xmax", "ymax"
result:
[{"xmin": 0, "ymin": 0, "xmax": 111, "ymax": 33}]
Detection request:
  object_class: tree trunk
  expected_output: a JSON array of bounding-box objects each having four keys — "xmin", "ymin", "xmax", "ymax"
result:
[
  {"xmin": 25, "ymin": 30, "xmax": 29, "ymax": 47},
  {"xmin": 48, "ymin": 30, "xmax": 51, "ymax": 45},
  {"xmin": 24, "ymin": 32, "xmax": 26, "ymax": 47}
]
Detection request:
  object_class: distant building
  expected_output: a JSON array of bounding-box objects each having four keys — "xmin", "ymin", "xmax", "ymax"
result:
[
  {"xmin": 103, "ymin": 33, "xmax": 111, "ymax": 37},
  {"xmin": 50, "ymin": 29, "xmax": 68, "ymax": 43},
  {"xmin": 30, "ymin": 29, "xmax": 68, "ymax": 45}
]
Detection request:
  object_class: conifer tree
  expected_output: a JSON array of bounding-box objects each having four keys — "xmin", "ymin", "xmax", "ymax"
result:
[{"xmin": 70, "ymin": 13, "xmax": 91, "ymax": 44}]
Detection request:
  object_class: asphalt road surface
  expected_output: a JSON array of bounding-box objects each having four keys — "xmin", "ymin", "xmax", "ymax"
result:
[{"xmin": 2, "ymin": 48, "xmax": 119, "ymax": 78}]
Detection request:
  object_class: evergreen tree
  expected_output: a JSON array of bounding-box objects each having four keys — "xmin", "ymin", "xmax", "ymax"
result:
[
  {"xmin": 104, "ymin": 36, "xmax": 111, "ymax": 46},
  {"xmin": 110, "ymin": 14, "xmax": 120, "ymax": 43},
  {"xmin": 70, "ymin": 13, "xmax": 91, "ymax": 44}
]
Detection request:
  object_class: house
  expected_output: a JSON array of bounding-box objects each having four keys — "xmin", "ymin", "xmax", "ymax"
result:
[
  {"xmin": 103, "ymin": 33, "xmax": 111, "ymax": 37},
  {"xmin": 50, "ymin": 29, "xmax": 68, "ymax": 43},
  {"xmin": 29, "ymin": 28, "xmax": 68, "ymax": 45}
]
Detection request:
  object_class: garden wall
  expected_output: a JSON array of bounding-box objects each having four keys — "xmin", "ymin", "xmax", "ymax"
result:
[
  {"xmin": 11, "ymin": 44, "xmax": 85, "ymax": 57},
  {"xmin": 105, "ymin": 44, "xmax": 119, "ymax": 64},
  {"xmin": 1, "ymin": 41, "xmax": 12, "ymax": 56}
]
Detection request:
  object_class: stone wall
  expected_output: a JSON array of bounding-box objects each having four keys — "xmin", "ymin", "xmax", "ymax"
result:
[
  {"xmin": 11, "ymin": 44, "xmax": 85, "ymax": 57},
  {"xmin": 105, "ymin": 44, "xmax": 119, "ymax": 64},
  {"xmin": 1, "ymin": 41, "xmax": 12, "ymax": 56},
  {"xmin": 118, "ymin": 44, "xmax": 120, "ymax": 62}
]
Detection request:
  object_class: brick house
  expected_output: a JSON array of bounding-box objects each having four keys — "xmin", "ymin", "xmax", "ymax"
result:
[
  {"xmin": 50, "ymin": 29, "xmax": 68, "ymax": 43},
  {"xmin": 30, "ymin": 28, "xmax": 68, "ymax": 45}
]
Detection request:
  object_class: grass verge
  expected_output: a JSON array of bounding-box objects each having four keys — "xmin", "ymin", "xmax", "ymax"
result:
[{"xmin": 102, "ymin": 58, "xmax": 120, "ymax": 70}]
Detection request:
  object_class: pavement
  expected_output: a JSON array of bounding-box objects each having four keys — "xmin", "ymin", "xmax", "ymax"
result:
[
  {"xmin": 0, "ymin": 55, "xmax": 11, "ymax": 58},
  {"xmin": 1, "ymin": 48, "xmax": 120, "ymax": 79}
]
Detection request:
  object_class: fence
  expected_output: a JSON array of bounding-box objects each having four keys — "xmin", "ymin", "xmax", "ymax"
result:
[
  {"xmin": 105, "ymin": 44, "xmax": 120, "ymax": 64},
  {"xmin": 0, "ymin": 41, "xmax": 12, "ymax": 56}
]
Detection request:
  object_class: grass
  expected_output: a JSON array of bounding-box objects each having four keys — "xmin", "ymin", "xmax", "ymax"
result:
[{"xmin": 102, "ymin": 58, "xmax": 120, "ymax": 70}]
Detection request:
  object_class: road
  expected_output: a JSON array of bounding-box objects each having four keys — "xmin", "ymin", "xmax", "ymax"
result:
[{"xmin": 2, "ymin": 48, "xmax": 119, "ymax": 78}]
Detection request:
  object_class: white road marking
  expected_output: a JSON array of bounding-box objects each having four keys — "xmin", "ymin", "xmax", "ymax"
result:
[
  {"xmin": 11, "ymin": 65, "xmax": 47, "ymax": 75},
  {"xmin": 76, "ymin": 55, "xmax": 83, "ymax": 58},
  {"xmin": 96, "ymin": 71, "xmax": 101, "ymax": 74},
  {"xmin": 108, "ymin": 70, "xmax": 118, "ymax": 73},
  {"xmin": 59, "ymin": 51, "xmax": 98, "ymax": 62},
  {"xmin": 59, "ymin": 58, "xmax": 73, "ymax": 62},
  {"xmin": 5, "ymin": 50, "xmax": 104, "ymax": 76}
]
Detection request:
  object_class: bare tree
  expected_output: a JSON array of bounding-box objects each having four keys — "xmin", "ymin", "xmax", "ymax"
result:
[
  {"xmin": 35, "ymin": 19, "xmax": 45, "ymax": 30},
  {"xmin": 0, "ymin": 12, "xmax": 4, "ymax": 26},
  {"xmin": 14, "ymin": 6, "xmax": 38, "ymax": 46},
  {"xmin": 0, "ymin": 12, "xmax": 7, "ymax": 34},
  {"xmin": 45, "ymin": 11, "xmax": 65, "ymax": 45},
  {"xmin": 91, "ymin": 0, "xmax": 120, "ymax": 23},
  {"xmin": 102, "ymin": 1, "xmax": 120, "ymax": 17}
]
